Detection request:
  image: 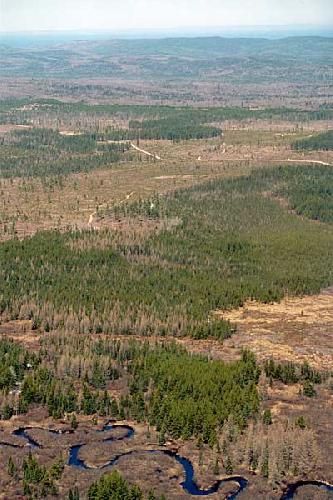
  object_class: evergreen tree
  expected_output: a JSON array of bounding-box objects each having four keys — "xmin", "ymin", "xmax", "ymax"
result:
[
  {"xmin": 69, "ymin": 486, "xmax": 80, "ymax": 500},
  {"xmin": 88, "ymin": 471, "xmax": 143, "ymax": 500},
  {"xmin": 261, "ymin": 442, "xmax": 269, "ymax": 479},
  {"xmin": 303, "ymin": 381, "xmax": 316, "ymax": 397},
  {"xmin": 71, "ymin": 413, "xmax": 78, "ymax": 429},
  {"xmin": 225, "ymin": 455, "xmax": 233, "ymax": 474},
  {"xmin": 7, "ymin": 456, "xmax": 17, "ymax": 478},
  {"xmin": 262, "ymin": 409, "xmax": 272, "ymax": 425}
]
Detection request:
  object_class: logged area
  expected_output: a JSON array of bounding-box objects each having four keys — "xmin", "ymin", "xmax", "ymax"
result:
[{"xmin": 0, "ymin": 34, "xmax": 333, "ymax": 500}]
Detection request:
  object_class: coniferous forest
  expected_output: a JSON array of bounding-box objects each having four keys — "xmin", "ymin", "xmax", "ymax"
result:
[
  {"xmin": 0, "ymin": 34, "xmax": 333, "ymax": 497},
  {"xmin": 292, "ymin": 130, "xmax": 333, "ymax": 151},
  {"xmin": 0, "ymin": 165, "xmax": 332, "ymax": 338}
]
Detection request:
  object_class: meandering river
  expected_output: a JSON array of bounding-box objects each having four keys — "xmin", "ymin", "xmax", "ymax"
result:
[{"xmin": 2, "ymin": 423, "xmax": 332, "ymax": 499}]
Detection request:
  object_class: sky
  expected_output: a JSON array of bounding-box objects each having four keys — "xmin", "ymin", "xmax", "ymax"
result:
[{"xmin": 0, "ymin": 0, "xmax": 332, "ymax": 33}]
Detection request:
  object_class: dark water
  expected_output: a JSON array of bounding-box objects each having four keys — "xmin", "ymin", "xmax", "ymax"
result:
[
  {"xmin": 281, "ymin": 480, "xmax": 333, "ymax": 499},
  {"xmin": 12, "ymin": 426, "xmax": 74, "ymax": 448},
  {"xmin": 154, "ymin": 451, "xmax": 247, "ymax": 499},
  {"xmin": 2, "ymin": 424, "xmax": 333, "ymax": 499},
  {"xmin": 69, "ymin": 444, "xmax": 247, "ymax": 498},
  {"xmin": 68, "ymin": 444, "xmax": 87, "ymax": 469},
  {"xmin": 12, "ymin": 427, "xmax": 42, "ymax": 448},
  {"xmin": 98, "ymin": 422, "xmax": 134, "ymax": 441}
]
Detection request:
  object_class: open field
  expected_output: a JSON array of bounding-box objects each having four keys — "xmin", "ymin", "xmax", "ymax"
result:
[
  {"xmin": 221, "ymin": 287, "xmax": 333, "ymax": 371},
  {"xmin": 173, "ymin": 287, "xmax": 333, "ymax": 372},
  {"xmin": 1, "ymin": 127, "xmax": 332, "ymax": 242}
]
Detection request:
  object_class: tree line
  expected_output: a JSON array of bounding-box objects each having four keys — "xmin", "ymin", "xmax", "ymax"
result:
[
  {"xmin": 0, "ymin": 127, "xmax": 130, "ymax": 178},
  {"xmin": 292, "ymin": 130, "xmax": 333, "ymax": 151},
  {"xmin": 1, "ymin": 99, "xmax": 332, "ymax": 128}
]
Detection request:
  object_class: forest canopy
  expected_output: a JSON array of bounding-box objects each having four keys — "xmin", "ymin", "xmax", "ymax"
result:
[
  {"xmin": 292, "ymin": 130, "xmax": 333, "ymax": 151},
  {"xmin": 0, "ymin": 165, "xmax": 332, "ymax": 338}
]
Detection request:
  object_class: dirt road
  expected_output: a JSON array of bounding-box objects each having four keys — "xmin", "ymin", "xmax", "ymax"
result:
[
  {"xmin": 130, "ymin": 143, "xmax": 161, "ymax": 160},
  {"xmin": 285, "ymin": 158, "xmax": 332, "ymax": 166}
]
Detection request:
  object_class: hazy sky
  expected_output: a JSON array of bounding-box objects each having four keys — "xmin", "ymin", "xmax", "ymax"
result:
[{"xmin": 0, "ymin": 0, "xmax": 332, "ymax": 33}]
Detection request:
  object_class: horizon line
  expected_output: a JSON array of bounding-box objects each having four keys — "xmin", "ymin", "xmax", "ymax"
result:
[{"xmin": 1, "ymin": 23, "xmax": 333, "ymax": 35}]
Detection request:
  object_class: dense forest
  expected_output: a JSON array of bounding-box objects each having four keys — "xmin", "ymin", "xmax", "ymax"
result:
[
  {"xmin": 0, "ymin": 165, "xmax": 332, "ymax": 337},
  {"xmin": 0, "ymin": 336, "xmax": 260, "ymax": 447},
  {"xmin": 292, "ymin": 129, "xmax": 333, "ymax": 151},
  {"xmin": 128, "ymin": 346, "xmax": 260, "ymax": 444},
  {"xmin": 251, "ymin": 165, "xmax": 333, "ymax": 224},
  {"xmin": 0, "ymin": 333, "xmax": 325, "ymax": 490},
  {"xmin": 0, "ymin": 127, "xmax": 131, "ymax": 178},
  {"xmin": 1, "ymin": 99, "xmax": 332, "ymax": 131},
  {"xmin": 109, "ymin": 117, "xmax": 222, "ymax": 141}
]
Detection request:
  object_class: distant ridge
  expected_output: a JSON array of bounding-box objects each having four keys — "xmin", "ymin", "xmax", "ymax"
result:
[{"xmin": 0, "ymin": 24, "xmax": 332, "ymax": 47}]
